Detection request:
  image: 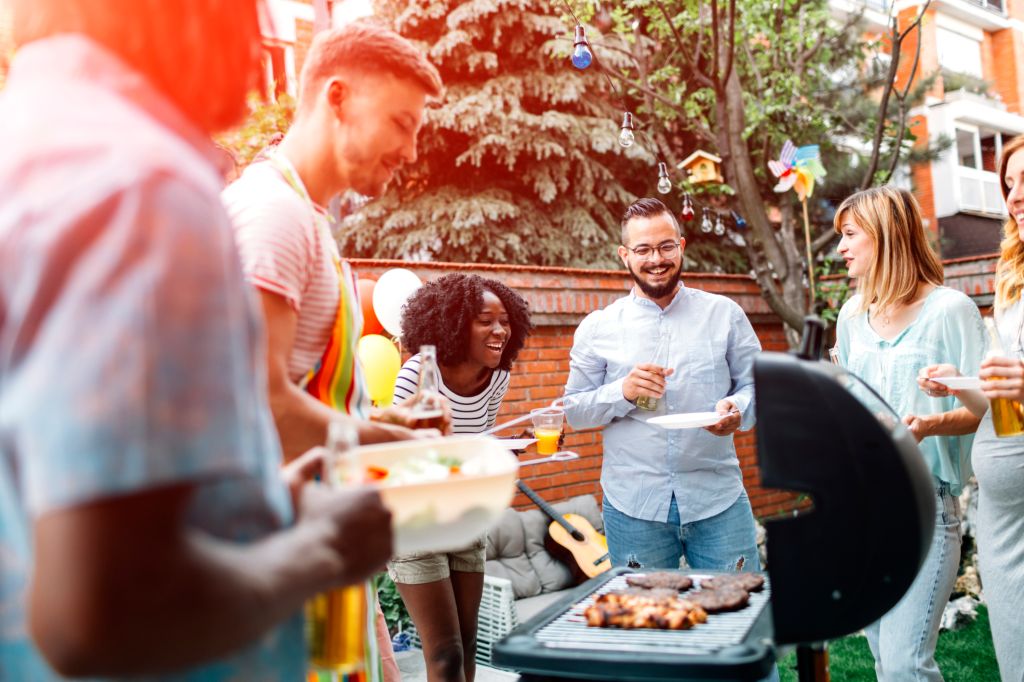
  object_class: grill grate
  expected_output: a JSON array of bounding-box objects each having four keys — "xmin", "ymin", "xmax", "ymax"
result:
[{"xmin": 533, "ymin": 573, "xmax": 771, "ymax": 656}]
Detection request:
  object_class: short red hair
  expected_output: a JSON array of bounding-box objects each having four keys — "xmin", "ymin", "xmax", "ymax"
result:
[{"xmin": 298, "ymin": 20, "xmax": 442, "ymax": 113}]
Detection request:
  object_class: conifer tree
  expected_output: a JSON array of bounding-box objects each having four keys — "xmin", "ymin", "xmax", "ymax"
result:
[{"xmin": 336, "ymin": 0, "xmax": 655, "ymax": 268}]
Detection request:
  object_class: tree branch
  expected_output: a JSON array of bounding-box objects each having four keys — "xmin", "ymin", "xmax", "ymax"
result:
[
  {"xmin": 859, "ymin": 16, "xmax": 900, "ymax": 190},
  {"xmin": 721, "ymin": 0, "xmax": 737, "ymax": 87},
  {"xmin": 710, "ymin": 0, "xmax": 720, "ymax": 87},
  {"xmin": 653, "ymin": 1, "xmax": 715, "ymax": 89},
  {"xmin": 812, "ymin": 226, "xmax": 838, "ymax": 256}
]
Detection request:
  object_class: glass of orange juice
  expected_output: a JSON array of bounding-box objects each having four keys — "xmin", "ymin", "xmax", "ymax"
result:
[{"xmin": 531, "ymin": 407, "xmax": 564, "ymax": 455}]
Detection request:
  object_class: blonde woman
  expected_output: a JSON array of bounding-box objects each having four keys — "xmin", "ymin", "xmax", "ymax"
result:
[
  {"xmin": 920, "ymin": 134, "xmax": 1024, "ymax": 680},
  {"xmin": 834, "ymin": 185, "xmax": 985, "ymax": 681}
]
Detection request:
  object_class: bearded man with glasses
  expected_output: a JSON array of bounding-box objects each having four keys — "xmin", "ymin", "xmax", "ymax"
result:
[{"xmin": 563, "ymin": 197, "xmax": 764, "ymax": 576}]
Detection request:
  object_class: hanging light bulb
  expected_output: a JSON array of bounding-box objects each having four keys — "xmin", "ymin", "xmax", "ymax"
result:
[
  {"xmin": 680, "ymin": 194, "xmax": 695, "ymax": 222},
  {"xmin": 618, "ymin": 112, "xmax": 635, "ymax": 148},
  {"xmin": 731, "ymin": 210, "xmax": 747, "ymax": 230},
  {"xmin": 714, "ymin": 212, "xmax": 726, "ymax": 236},
  {"xmin": 571, "ymin": 25, "xmax": 593, "ymax": 70},
  {"xmin": 656, "ymin": 162, "xmax": 672, "ymax": 194},
  {"xmin": 700, "ymin": 208, "xmax": 713, "ymax": 234}
]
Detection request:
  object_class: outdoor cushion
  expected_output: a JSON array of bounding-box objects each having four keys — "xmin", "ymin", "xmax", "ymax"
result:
[
  {"xmin": 515, "ymin": 590, "xmax": 570, "ymax": 623},
  {"xmin": 485, "ymin": 507, "xmax": 542, "ymax": 598}
]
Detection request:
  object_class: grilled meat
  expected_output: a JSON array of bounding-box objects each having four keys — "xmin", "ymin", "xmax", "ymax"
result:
[
  {"xmin": 684, "ymin": 588, "xmax": 751, "ymax": 613},
  {"xmin": 700, "ymin": 572, "xmax": 765, "ymax": 593},
  {"xmin": 584, "ymin": 590, "xmax": 708, "ymax": 630},
  {"xmin": 625, "ymin": 572, "xmax": 694, "ymax": 592}
]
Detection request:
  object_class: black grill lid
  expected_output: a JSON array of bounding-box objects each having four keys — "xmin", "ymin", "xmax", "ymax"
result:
[{"xmin": 756, "ymin": 319, "xmax": 935, "ymax": 645}]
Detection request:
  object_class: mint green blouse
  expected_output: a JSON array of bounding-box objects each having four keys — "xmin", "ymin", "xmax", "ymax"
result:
[{"xmin": 836, "ymin": 287, "xmax": 986, "ymax": 494}]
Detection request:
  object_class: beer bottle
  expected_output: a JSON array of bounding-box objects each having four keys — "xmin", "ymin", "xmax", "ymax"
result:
[
  {"xmin": 409, "ymin": 345, "xmax": 446, "ymax": 430},
  {"xmin": 636, "ymin": 332, "xmax": 670, "ymax": 411},
  {"xmin": 984, "ymin": 317, "xmax": 1024, "ymax": 437},
  {"xmin": 307, "ymin": 420, "xmax": 373, "ymax": 674}
]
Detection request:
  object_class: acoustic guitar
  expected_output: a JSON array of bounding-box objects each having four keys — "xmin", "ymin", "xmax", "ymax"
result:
[{"xmin": 516, "ymin": 480, "xmax": 612, "ymax": 579}]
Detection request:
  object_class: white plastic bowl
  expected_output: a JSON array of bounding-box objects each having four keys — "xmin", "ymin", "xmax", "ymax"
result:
[{"xmin": 349, "ymin": 435, "xmax": 519, "ymax": 555}]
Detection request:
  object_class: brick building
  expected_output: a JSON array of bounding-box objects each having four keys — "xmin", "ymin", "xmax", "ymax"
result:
[{"xmin": 834, "ymin": 0, "xmax": 1024, "ymax": 258}]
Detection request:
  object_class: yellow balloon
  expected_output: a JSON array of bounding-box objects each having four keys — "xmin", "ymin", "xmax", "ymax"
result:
[{"xmin": 357, "ymin": 334, "xmax": 402, "ymax": 407}]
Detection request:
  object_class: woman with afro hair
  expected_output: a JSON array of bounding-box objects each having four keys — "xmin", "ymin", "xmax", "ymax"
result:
[{"xmin": 388, "ymin": 273, "xmax": 532, "ymax": 681}]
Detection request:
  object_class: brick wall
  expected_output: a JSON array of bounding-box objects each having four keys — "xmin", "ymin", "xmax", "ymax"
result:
[
  {"xmin": 349, "ymin": 259, "xmax": 798, "ymax": 520},
  {"xmin": 294, "ymin": 18, "xmax": 315, "ymax": 76}
]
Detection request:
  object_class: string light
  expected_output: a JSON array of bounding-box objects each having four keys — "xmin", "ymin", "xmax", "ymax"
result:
[
  {"xmin": 571, "ymin": 25, "xmax": 593, "ymax": 69},
  {"xmin": 680, "ymin": 194, "xmax": 695, "ymax": 222},
  {"xmin": 619, "ymin": 112, "xmax": 635, "ymax": 148},
  {"xmin": 657, "ymin": 162, "xmax": 672, "ymax": 194},
  {"xmin": 700, "ymin": 208, "xmax": 713, "ymax": 234},
  {"xmin": 554, "ymin": 3, "xmax": 749, "ymax": 244}
]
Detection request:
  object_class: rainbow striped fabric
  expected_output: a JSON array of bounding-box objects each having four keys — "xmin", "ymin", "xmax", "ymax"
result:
[{"xmin": 302, "ymin": 259, "xmax": 371, "ymax": 419}]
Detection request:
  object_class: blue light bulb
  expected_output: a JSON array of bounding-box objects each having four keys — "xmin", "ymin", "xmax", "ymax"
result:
[{"xmin": 572, "ymin": 25, "xmax": 593, "ymax": 70}]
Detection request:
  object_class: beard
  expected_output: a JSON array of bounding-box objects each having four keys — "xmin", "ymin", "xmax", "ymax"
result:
[{"xmin": 627, "ymin": 259, "xmax": 683, "ymax": 299}]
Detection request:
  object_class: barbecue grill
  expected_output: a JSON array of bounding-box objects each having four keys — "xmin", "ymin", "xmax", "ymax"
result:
[{"xmin": 493, "ymin": 318, "xmax": 936, "ymax": 681}]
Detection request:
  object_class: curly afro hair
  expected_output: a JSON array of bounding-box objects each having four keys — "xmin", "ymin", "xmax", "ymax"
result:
[{"xmin": 400, "ymin": 273, "xmax": 533, "ymax": 371}]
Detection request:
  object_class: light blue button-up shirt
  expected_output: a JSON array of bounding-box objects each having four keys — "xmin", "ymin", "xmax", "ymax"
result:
[
  {"xmin": 563, "ymin": 284, "xmax": 761, "ymax": 525},
  {"xmin": 836, "ymin": 286, "xmax": 986, "ymax": 495}
]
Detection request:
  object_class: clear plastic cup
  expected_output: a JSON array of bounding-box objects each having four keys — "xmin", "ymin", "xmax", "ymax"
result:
[{"xmin": 531, "ymin": 407, "xmax": 564, "ymax": 455}]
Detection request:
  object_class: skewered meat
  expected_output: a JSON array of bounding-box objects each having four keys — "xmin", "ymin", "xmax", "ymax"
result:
[
  {"xmin": 625, "ymin": 572, "xmax": 694, "ymax": 591},
  {"xmin": 584, "ymin": 590, "xmax": 708, "ymax": 630}
]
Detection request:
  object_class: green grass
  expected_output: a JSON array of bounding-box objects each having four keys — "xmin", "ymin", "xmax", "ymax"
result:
[{"xmin": 778, "ymin": 605, "xmax": 1000, "ymax": 681}]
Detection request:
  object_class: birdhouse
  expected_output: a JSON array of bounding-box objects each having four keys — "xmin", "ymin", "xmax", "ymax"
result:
[{"xmin": 678, "ymin": 150, "xmax": 724, "ymax": 184}]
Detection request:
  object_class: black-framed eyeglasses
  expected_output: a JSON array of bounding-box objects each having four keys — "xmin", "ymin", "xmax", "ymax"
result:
[{"xmin": 624, "ymin": 241, "xmax": 680, "ymax": 260}]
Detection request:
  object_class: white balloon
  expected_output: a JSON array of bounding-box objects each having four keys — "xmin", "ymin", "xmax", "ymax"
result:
[{"xmin": 372, "ymin": 268, "xmax": 423, "ymax": 338}]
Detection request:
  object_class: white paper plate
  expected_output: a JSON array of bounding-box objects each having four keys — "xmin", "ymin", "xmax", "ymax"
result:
[
  {"xmin": 648, "ymin": 412, "xmax": 725, "ymax": 429},
  {"xmin": 498, "ymin": 438, "xmax": 538, "ymax": 450},
  {"xmin": 931, "ymin": 376, "xmax": 982, "ymax": 390}
]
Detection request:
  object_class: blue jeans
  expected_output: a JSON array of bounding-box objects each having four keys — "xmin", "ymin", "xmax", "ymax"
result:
[
  {"xmin": 865, "ymin": 480, "xmax": 962, "ymax": 681},
  {"xmin": 603, "ymin": 491, "xmax": 761, "ymax": 572}
]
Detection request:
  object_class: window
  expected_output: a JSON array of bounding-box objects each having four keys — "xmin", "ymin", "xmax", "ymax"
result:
[
  {"xmin": 955, "ymin": 125, "xmax": 1009, "ymax": 215},
  {"xmin": 957, "ymin": 128, "xmax": 978, "ymax": 168},
  {"xmin": 262, "ymin": 44, "xmax": 288, "ymax": 100},
  {"xmin": 936, "ymin": 27, "xmax": 983, "ymax": 78}
]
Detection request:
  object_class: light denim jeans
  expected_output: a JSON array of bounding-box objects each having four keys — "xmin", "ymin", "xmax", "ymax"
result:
[
  {"xmin": 603, "ymin": 491, "xmax": 761, "ymax": 572},
  {"xmin": 865, "ymin": 479, "xmax": 962, "ymax": 682}
]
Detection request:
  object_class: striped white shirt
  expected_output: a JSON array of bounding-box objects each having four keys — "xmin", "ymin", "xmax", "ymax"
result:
[
  {"xmin": 223, "ymin": 159, "xmax": 341, "ymax": 383},
  {"xmin": 393, "ymin": 354, "xmax": 510, "ymax": 433}
]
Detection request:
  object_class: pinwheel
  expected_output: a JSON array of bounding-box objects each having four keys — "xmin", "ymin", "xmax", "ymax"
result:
[
  {"xmin": 768, "ymin": 140, "xmax": 828, "ymax": 296},
  {"xmin": 768, "ymin": 141, "xmax": 827, "ymax": 201}
]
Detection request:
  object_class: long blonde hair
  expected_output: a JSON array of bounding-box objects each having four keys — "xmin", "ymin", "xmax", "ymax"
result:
[
  {"xmin": 995, "ymin": 135, "xmax": 1024, "ymax": 310},
  {"xmin": 833, "ymin": 185, "xmax": 944, "ymax": 314}
]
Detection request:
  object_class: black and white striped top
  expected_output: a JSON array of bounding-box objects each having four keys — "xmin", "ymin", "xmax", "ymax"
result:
[{"xmin": 392, "ymin": 354, "xmax": 510, "ymax": 434}]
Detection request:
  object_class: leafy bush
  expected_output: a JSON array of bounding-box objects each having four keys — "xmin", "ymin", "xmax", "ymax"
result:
[{"xmin": 377, "ymin": 573, "xmax": 412, "ymax": 636}]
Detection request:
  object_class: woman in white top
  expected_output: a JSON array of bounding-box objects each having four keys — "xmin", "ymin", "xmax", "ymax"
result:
[
  {"xmin": 389, "ymin": 273, "xmax": 532, "ymax": 682},
  {"xmin": 920, "ymin": 135, "xmax": 1024, "ymax": 681}
]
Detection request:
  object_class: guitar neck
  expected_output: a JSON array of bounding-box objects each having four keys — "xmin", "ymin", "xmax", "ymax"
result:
[{"xmin": 516, "ymin": 480, "xmax": 581, "ymax": 538}]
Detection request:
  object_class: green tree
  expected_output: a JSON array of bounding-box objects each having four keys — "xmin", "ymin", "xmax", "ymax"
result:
[
  {"xmin": 335, "ymin": 0, "xmax": 657, "ymax": 268},
  {"xmin": 581, "ymin": 0, "xmax": 935, "ymax": 334},
  {"xmin": 216, "ymin": 92, "xmax": 295, "ymax": 167}
]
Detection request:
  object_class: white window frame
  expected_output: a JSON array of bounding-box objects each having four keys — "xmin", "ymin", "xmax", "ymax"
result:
[{"xmin": 953, "ymin": 123, "xmax": 1007, "ymax": 216}]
